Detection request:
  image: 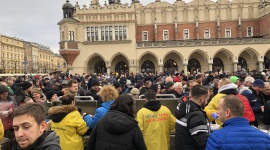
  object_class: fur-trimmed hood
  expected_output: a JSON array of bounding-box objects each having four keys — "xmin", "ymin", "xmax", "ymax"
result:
[{"xmin": 48, "ymin": 105, "xmax": 78, "ymax": 123}]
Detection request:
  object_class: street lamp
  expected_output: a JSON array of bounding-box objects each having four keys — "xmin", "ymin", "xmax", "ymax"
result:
[{"xmin": 23, "ymin": 57, "xmax": 28, "ymax": 74}]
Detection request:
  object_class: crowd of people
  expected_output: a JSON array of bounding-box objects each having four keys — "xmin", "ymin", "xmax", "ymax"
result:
[{"xmin": 0, "ymin": 69, "xmax": 270, "ymax": 149}]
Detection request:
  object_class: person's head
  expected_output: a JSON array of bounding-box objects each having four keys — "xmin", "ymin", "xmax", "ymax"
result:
[
  {"xmin": 91, "ymin": 79, "xmax": 100, "ymax": 92},
  {"xmin": 130, "ymin": 88, "xmax": 140, "ymax": 99},
  {"xmin": 31, "ymin": 88, "xmax": 43, "ymax": 100},
  {"xmin": 174, "ymin": 82, "xmax": 183, "ymax": 94},
  {"xmin": 24, "ymin": 97, "xmax": 34, "ymax": 104},
  {"xmin": 217, "ymin": 95, "xmax": 244, "ymax": 123},
  {"xmin": 67, "ymin": 79, "xmax": 78, "ymax": 93},
  {"xmin": 252, "ymin": 79, "xmax": 265, "ymax": 93},
  {"xmin": 218, "ymin": 78, "xmax": 232, "ymax": 89},
  {"xmin": 21, "ymin": 81, "xmax": 33, "ymax": 92},
  {"xmin": 262, "ymin": 84, "xmax": 270, "ymax": 95},
  {"xmin": 99, "ymin": 85, "xmax": 118, "ymax": 102},
  {"xmin": 187, "ymin": 80, "xmax": 195, "ymax": 91},
  {"xmin": 149, "ymin": 84, "xmax": 159, "ymax": 94},
  {"xmin": 145, "ymin": 80, "xmax": 152, "ymax": 88},
  {"xmin": 110, "ymin": 94, "xmax": 134, "ymax": 118},
  {"xmin": 45, "ymin": 90, "xmax": 58, "ymax": 102},
  {"xmin": 212, "ymin": 78, "xmax": 219, "ymax": 87},
  {"xmin": 113, "ymin": 82, "xmax": 122, "ymax": 92},
  {"xmin": 61, "ymin": 94, "xmax": 75, "ymax": 105},
  {"xmin": 145, "ymin": 90, "xmax": 156, "ymax": 102},
  {"xmin": 190, "ymin": 85, "xmax": 209, "ymax": 108},
  {"xmin": 195, "ymin": 74, "xmax": 202, "ymax": 84},
  {"xmin": 12, "ymin": 103, "xmax": 47, "ymax": 149},
  {"xmin": 244, "ymin": 77, "xmax": 255, "ymax": 87},
  {"xmin": 44, "ymin": 78, "xmax": 50, "ymax": 83},
  {"xmin": 0, "ymin": 85, "xmax": 9, "ymax": 100},
  {"xmin": 165, "ymin": 76, "xmax": 173, "ymax": 84},
  {"xmin": 166, "ymin": 81, "xmax": 174, "ymax": 91},
  {"xmin": 230, "ymin": 76, "xmax": 240, "ymax": 86}
]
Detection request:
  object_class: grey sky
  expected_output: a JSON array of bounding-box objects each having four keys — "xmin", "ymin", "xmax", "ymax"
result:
[{"xmin": 0, "ymin": 0, "xmax": 198, "ymax": 53}]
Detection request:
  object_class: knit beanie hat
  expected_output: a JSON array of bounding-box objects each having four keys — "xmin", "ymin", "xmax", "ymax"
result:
[
  {"xmin": 230, "ymin": 76, "xmax": 239, "ymax": 84},
  {"xmin": 0, "ymin": 85, "xmax": 9, "ymax": 94},
  {"xmin": 21, "ymin": 81, "xmax": 32, "ymax": 91},
  {"xmin": 113, "ymin": 82, "xmax": 121, "ymax": 89},
  {"xmin": 46, "ymin": 90, "xmax": 56, "ymax": 101},
  {"xmin": 245, "ymin": 77, "xmax": 255, "ymax": 83},
  {"xmin": 166, "ymin": 81, "xmax": 174, "ymax": 89},
  {"xmin": 130, "ymin": 88, "xmax": 140, "ymax": 95},
  {"xmin": 252, "ymin": 79, "xmax": 265, "ymax": 87},
  {"xmin": 91, "ymin": 80, "xmax": 100, "ymax": 87},
  {"xmin": 31, "ymin": 88, "xmax": 43, "ymax": 95}
]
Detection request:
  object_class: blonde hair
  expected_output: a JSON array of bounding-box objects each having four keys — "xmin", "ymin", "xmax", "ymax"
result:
[{"xmin": 99, "ymin": 85, "xmax": 118, "ymax": 102}]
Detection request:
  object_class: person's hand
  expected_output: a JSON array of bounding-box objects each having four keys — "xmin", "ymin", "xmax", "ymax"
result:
[
  {"xmin": 261, "ymin": 106, "xmax": 264, "ymax": 112},
  {"xmin": 211, "ymin": 112, "xmax": 219, "ymax": 120}
]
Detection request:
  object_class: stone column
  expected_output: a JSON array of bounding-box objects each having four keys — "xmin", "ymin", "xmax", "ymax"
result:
[
  {"xmin": 184, "ymin": 64, "xmax": 188, "ymax": 76},
  {"xmin": 233, "ymin": 62, "xmax": 238, "ymax": 72},
  {"xmin": 259, "ymin": 61, "xmax": 263, "ymax": 72},
  {"xmin": 159, "ymin": 65, "xmax": 163, "ymax": 73},
  {"xmin": 208, "ymin": 63, "xmax": 213, "ymax": 72},
  {"xmin": 107, "ymin": 67, "xmax": 111, "ymax": 75}
]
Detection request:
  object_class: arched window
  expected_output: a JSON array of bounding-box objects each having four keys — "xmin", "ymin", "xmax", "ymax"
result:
[
  {"xmin": 141, "ymin": 60, "xmax": 155, "ymax": 73},
  {"xmin": 94, "ymin": 60, "xmax": 107, "ymax": 74},
  {"xmin": 264, "ymin": 56, "xmax": 270, "ymax": 69},
  {"xmin": 213, "ymin": 57, "xmax": 224, "ymax": 72},
  {"xmin": 164, "ymin": 59, "xmax": 178, "ymax": 72},
  {"xmin": 237, "ymin": 57, "xmax": 247, "ymax": 71},
  {"xmin": 115, "ymin": 61, "xmax": 129, "ymax": 74},
  {"xmin": 188, "ymin": 58, "xmax": 201, "ymax": 73}
]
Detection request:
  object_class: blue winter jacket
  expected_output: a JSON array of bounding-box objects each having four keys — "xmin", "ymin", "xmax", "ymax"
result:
[
  {"xmin": 206, "ymin": 117, "xmax": 270, "ymax": 150},
  {"xmin": 83, "ymin": 100, "xmax": 114, "ymax": 129}
]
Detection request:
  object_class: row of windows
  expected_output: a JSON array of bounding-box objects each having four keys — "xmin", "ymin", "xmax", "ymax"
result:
[
  {"xmin": 3, "ymin": 38, "xmax": 20, "ymax": 45},
  {"xmin": 2, "ymin": 53, "xmax": 24, "ymax": 59},
  {"xmin": 1, "ymin": 45, "xmax": 24, "ymax": 53},
  {"xmin": 142, "ymin": 27, "xmax": 253, "ymax": 41},
  {"xmin": 39, "ymin": 54, "xmax": 51, "ymax": 60},
  {"xmin": 86, "ymin": 26, "xmax": 127, "ymax": 41}
]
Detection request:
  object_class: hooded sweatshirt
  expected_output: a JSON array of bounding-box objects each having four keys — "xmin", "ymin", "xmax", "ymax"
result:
[
  {"xmin": 136, "ymin": 101, "xmax": 176, "ymax": 150},
  {"xmin": 88, "ymin": 110, "xmax": 147, "ymax": 150}
]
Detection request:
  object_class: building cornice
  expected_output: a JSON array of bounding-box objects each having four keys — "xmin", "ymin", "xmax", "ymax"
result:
[{"xmin": 136, "ymin": 38, "xmax": 270, "ymax": 48}]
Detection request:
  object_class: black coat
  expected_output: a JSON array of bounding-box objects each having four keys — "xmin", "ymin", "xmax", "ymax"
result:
[
  {"xmin": 87, "ymin": 110, "xmax": 146, "ymax": 150},
  {"xmin": 175, "ymin": 100, "xmax": 210, "ymax": 150}
]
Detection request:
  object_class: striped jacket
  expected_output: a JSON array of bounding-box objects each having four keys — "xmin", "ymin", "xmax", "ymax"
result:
[{"xmin": 175, "ymin": 100, "xmax": 210, "ymax": 150}]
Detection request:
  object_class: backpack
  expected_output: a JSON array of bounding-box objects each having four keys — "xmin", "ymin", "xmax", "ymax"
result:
[{"xmin": 236, "ymin": 93, "xmax": 255, "ymax": 122}]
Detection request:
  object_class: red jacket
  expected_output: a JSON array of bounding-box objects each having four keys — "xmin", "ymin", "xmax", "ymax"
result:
[
  {"xmin": 174, "ymin": 76, "xmax": 180, "ymax": 82},
  {"xmin": 236, "ymin": 94, "xmax": 255, "ymax": 122}
]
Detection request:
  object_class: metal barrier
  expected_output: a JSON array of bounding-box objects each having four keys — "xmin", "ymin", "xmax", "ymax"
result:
[
  {"xmin": 138, "ymin": 94, "xmax": 176, "ymax": 99},
  {"xmin": 57, "ymin": 96, "xmax": 94, "ymax": 101},
  {"xmin": 134, "ymin": 98, "xmax": 179, "ymax": 117},
  {"xmin": 75, "ymin": 100, "xmax": 97, "ymax": 115}
]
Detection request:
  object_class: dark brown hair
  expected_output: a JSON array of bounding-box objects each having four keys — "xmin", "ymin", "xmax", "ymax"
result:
[
  {"xmin": 61, "ymin": 94, "xmax": 75, "ymax": 105},
  {"xmin": 67, "ymin": 79, "xmax": 78, "ymax": 88},
  {"xmin": 12, "ymin": 103, "xmax": 45, "ymax": 125},
  {"xmin": 110, "ymin": 94, "xmax": 134, "ymax": 118}
]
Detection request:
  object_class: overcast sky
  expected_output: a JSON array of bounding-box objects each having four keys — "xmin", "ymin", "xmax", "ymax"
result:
[{"xmin": 0, "ymin": 0, "xmax": 203, "ymax": 53}]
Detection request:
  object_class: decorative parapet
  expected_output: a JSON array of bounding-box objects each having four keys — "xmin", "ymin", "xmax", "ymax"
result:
[
  {"xmin": 59, "ymin": 41, "xmax": 79, "ymax": 50},
  {"xmin": 82, "ymin": 40, "xmax": 132, "ymax": 45},
  {"xmin": 136, "ymin": 38, "xmax": 270, "ymax": 48}
]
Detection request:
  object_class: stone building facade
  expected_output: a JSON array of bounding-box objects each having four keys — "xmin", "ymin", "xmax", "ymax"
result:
[{"xmin": 59, "ymin": 0, "xmax": 270, "ymax": 75}]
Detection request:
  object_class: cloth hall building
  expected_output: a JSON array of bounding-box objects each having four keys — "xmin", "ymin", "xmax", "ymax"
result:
[{"xmin": 59, "ymin": 0, "xmax": 270, "ymax": 75}]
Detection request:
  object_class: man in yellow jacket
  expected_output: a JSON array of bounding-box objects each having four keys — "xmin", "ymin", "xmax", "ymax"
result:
[
  {"xmin": 136, "ymin": 90, "xmax": 176, "ymax": 150},
  {"xmin": 204, "ymin": 78, "xmax": 237, "ymax": 125}
]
